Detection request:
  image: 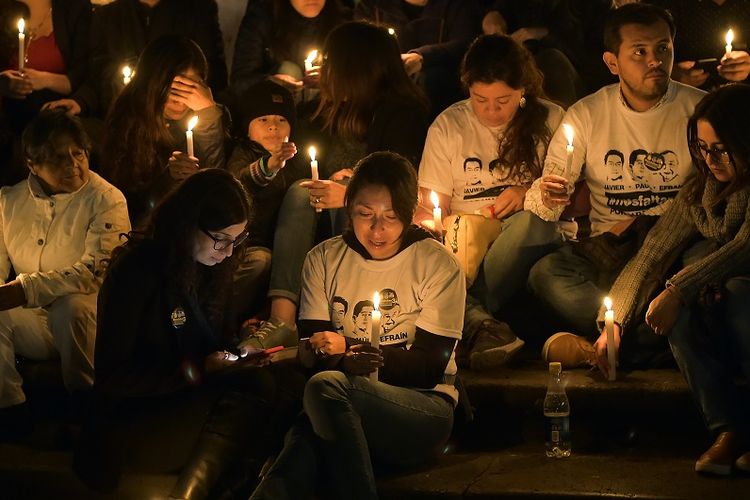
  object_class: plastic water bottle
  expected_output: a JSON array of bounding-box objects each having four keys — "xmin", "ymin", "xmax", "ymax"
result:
[{"xmin": 544, "ymin": 361, "xmax": 571, "ymax": 458}]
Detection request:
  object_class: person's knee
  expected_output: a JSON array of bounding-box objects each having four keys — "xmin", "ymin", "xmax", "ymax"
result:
[
  {"xmin": 528, "ymin": 253, "xmax": 557, "ymax": 295},
  {"xmin": 48, "ymin": 294, "xmax": 96, "ymax": 327}
]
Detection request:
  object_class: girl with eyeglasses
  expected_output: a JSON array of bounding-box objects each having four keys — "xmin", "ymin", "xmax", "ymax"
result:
[
  {"xmin": 598, "ymin": 83, "xmax": 750, "ymax": 476},
  {"xmin": 75, "ymin": 169, "xmax": 304, "ymax": 499}
]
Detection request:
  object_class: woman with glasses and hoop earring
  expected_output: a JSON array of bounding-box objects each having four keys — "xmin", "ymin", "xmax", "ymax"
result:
[
  {"xmin": 599, "ymin": 83, "xmax": 750, "ymax": 477},
  {"xmin": 75, "ymin": 169, "xmax": 304, "ymax": 500}
]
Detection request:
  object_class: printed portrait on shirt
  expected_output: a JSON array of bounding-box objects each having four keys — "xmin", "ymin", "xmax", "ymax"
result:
[
  {"xmin": 330, "ymin": 296, "xmax": 348, "ymax": 334},
  {"xmin": 605, "ymin": 149, "xmax": 625, "ymax": 182},
  {"xmin": 379, "ymin": 288, "xmax": 400, "ymax": 334},
  {"xmin": 656, "ymin": 150, "xmax": 679, "ymax": 183},
  {"xmin": 351, "ymin": 299, "xmax": 374, "ymax": 342},
  {"xmin": 629, "ymin": 149, "xmax": 648, "ymax": 182},
  {"xmin": 463, "ymin": 157, "xmax": 483, "ymax": 186}
]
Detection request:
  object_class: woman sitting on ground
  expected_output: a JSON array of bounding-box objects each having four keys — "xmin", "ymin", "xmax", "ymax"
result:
[
  {"xmin": 598, "ymin": 83, "xmax": 750, "ymax": 476},
  {"xmin": 250, "ymin": 151, "xmax": 464, "ymax": 500},
  {"xmin": 416, "ymin": 34, "xmax": 564, "ymax": 370},
  {"xmin": 100, "ymin": 34, "xmax": 227, "ymax": 227},
  {"xmin": 75, "ymin": 169, "xmax": 304, "ymax": 500}
]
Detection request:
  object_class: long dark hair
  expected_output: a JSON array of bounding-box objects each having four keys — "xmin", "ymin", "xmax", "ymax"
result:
[
  {"xmin": 270, "ymin": 0, "xmax": 346, "ymax": 62},
  {"xmin": 686, "ymin": 83, "xmax": 750, "ymax": 207},
  {"xmin": 460, "ymin": 34, "xmax": 551, "ymax": 181},
  {"xmin": 101, "ymin": 35, "xmax": 208, "ymax": 192},
  {"xmin": 314, "ymin": 21, "xmax": 428, "ymax": 140},
  {"xmin": 116, "ymin": 169, "xmax": 251, "ymax": 330}
]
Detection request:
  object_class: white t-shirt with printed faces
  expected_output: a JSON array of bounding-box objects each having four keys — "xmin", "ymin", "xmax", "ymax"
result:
[
  {"xmin": 299, "ymin": 236, "xmax": 466, "ymax": 402},
  {"xmin": 525, "ymin": 81, "xmax": 706, "ymax": 236},
  {"xmin": 418, "ymin": 98, "xmax": 564, "ymax": 215}
]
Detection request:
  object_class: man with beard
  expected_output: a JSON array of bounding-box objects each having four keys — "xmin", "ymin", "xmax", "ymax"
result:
[{"xmin": 524, "ymin": 3, "xmax": 706, "ymax": 369}]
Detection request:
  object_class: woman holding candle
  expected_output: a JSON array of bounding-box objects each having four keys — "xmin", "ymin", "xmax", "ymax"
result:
[
  {"xmin": 240, "ymin": 21, "xmax": 429, "ymax": 350},
  {"xmin": 0, "ymin": 0, "xmax": 91, "ymax": 185},
  {"xmin": 75, "ymin": 169, "xmax": 304, "ymax": 499},
  {"xmin": 100, "ymin": 35, "xmax": 228, "ymax": 227},
  {"xmin": 250, "ymin": 151, "xmax": 464, "ymax": 500},
  {"xmin": 599, "ymin": 84, "xmax": 750, "ymax": 475},
  {"xmin": 416, "ymin": 34, "xmax": 564, "ymax": 370}
]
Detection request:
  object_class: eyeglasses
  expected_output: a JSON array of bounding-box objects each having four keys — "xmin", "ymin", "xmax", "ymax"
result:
[
  {"xmin": 201, "ymin": 229, "xmax": 249, "ymax": 251},
  {"xmin": 693, "ymin": 143, "xmax": 732, "ymax": 165}
]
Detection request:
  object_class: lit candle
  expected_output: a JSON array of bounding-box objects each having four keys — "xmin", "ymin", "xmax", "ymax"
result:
[
  {"xmin": 430, "ymin": 190, "xmax": 443, "ymax": 237},
  {"xmin": 603, "ymin": 297, "xmax": 617, "ymax": 381},
  {"xmin": 17, "ymin": 19, "xmax": 25, "ymax": 72},
  {"xmin": 304, "ymin": 49, "xmax": 319, "ymax": 72},
  {"xmin": 370, "ymin": 291, "xmax": 381, "ymax": 382},
  {"xmin": 562, "ymin": 123, "xmax": 574, "ymax": 179},
  {"xmin": 186, "ymin": 115, "xmax": 198, "ymax": 158},
  {"xmin": 308, "ymin": 146, "xmax": 321, "ymax": 213},
  {"xmin": 725, "ymin": 29, "xmax": 734, "ymax": 56},
  {"xmin": 387, "ymin": 28, "xmax": 396, "ymax": 36},
  {"xmin": 122, "ymin": 65, "xmax": 132, "ymax": 85}
]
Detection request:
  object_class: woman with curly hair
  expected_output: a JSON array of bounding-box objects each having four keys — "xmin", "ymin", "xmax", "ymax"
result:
[{"xmin": 416, "ymin": 34, "xmax": 564, "ymax": 370}]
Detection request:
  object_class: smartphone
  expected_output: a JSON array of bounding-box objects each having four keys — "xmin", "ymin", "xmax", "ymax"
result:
[{"xmin": 694, "ymin": 58, "xmax": 719, "ymax": 73}]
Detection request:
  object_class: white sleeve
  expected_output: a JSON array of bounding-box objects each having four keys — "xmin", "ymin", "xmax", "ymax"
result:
[
  {"xmin": 418, "ymin": 114, "xmax": 456, "ymax": 197},
  {"xmin": 19, "ymin": 188, "xmax": 131, "ymax": 308},
  {"xmin": 298, "ymin": 244, "xmax": 331, "ymax": 322},
  {"xmin": 414, "ymin": 245, "xmax": 465, "ymax": 340}
]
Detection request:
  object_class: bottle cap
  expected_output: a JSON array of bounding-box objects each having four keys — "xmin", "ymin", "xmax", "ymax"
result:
[{"xmin": 548, "ymin": 362, "xmax": 562, "ymax": 375}]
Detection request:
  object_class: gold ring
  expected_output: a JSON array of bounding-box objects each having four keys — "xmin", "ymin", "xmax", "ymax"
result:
[{"xmin": 314, "ymin": 196, "xmax": 321, "ymax": 204}]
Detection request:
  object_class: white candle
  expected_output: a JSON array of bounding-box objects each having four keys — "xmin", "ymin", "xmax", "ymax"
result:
[
  {"xmin": 604, "ymin": 296, "xmax": 617, "ymax": 381},
  {"xmin": 308, "ymin": 146, "xmax": 321, "ymax": 213},
  {"xmin": 370, "ymin": 292, "xmax": 381, "ymax": 382},
  {"xmin": 122, "ymin": 65, "xmax": 132, "ymax": 85},
  {"xmin": 725, "ymin": 29, "xmax": 734, "ymax": 56},
  {"xmin": 430, "ymin": 190, "xmax": 443, "ymax": 237},
  {"xmin": 17, "ymin": 19, "xmax": 25, "ymax": 72},
  {"xmin": 562, "ymin": 123, "xmax": 574, "ymax": 179},
  {"xmin": 304, "ymin": 49, "xmax": 319, "ymax": 72},
  {"xmin": 186, "ymin": 115, "xmax": 198, "ymax": 158},
  {"xmin": 387, "ymin": 28, "xmax": 396, "ymax": 36}
]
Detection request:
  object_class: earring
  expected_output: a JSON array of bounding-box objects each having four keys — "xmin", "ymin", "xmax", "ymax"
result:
[{"xmin": 519, "ymin": 96, "xmax": 527, "ymax": 108}]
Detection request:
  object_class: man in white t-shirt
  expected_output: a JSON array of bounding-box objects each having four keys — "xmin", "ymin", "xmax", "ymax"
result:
[{"xmin": 524, "ymin": 3, "xmax": 706, "ymax": 368}]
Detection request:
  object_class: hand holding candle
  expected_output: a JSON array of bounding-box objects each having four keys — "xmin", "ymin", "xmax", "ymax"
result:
[
  {"xmin": 304, "ymin": 49, "xmax": 319, "ymax": 73},
  {"xmin": 430, "ymin": 190, "xmax": 444, "ymax": 238},
  {"xmin": 603, "ymin": 297, "xmax": 617, "ymax": 381},
  {"xmin": 186, "ymin": 115, "xmax": 198, "ymax": 158},
  {"xmin": 308, "ymin": 146, "xmax": 322, "ymax": 212},
  {"xmin": 370, "ymin": 292, "xmax": 381, "ymax": 382},
  {"xmin": 17, "ymin": 19, "xmax": 25, "ymax": 72}
]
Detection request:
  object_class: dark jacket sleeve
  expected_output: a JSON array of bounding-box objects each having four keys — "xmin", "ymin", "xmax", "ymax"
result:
[
  {"xmin": 230, "ymin": 0, "xmax": 274, "ymax": 99},
  {"xmin": 53, "ymin": 0, "xmax": 92, "ymax": 91},
  {"xmin": 367, "ymin": 97, "xmax": 429, "ymax": 169},
  {"xmin": 378, "ymin": 327, "xmax": 455, "ymax": 388}
]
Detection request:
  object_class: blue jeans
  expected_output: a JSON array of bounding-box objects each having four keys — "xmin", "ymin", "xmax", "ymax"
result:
[
  {"xmin": 471, "ymin": 210, "xmax": 561, "ymax": 318},
  {"xmin": 527, "ymin": 244, "xmax": 602, "ymax": 339},
  {"xmin": 669, "ymin": 277, "xmax": 750, "ymax": 435},
  {"xmin": 269, "ymin": 180, "xmax": 348, "ymax": 305},
  {"xmin": 250, "ymin": 371, "xmax": 454, "ymax": 500}
]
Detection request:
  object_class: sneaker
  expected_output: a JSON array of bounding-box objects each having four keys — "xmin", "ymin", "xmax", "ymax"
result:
[
  {"xmin": 542, "ymin": 332, "xmax": 595, "ymax": 368},
  {"xmin": 736, "ymin": 450, "xmax": 750, "ymax": 473},
  {"xmin": 238, "ymin": 318, "xmax": 297, "ymax": 352},
  {"xmin": 695, "ymin": 432, "xmax": 740, "ymax": 475},
  {"xmin": 469, "ymin": 319, "xmax": 525, "ymax": 371}
]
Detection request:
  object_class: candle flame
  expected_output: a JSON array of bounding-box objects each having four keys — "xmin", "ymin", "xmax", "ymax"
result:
[
  {"xmin": 122, "ymin": 65, "xmax": 132, "ymax": 79},
  {"xmin": 430, "ymin": 190, "xmax": 440, "ymax": 209},
  {"xmin": 387, "ymin": 28, "xmax": 396, "ymax": 36},
  {"xmin": 305, "ymin": 50, "xmax": 319, "ymax": 68},
  {"xmin": 17, "ymin": 18, "xmax": 25, "ymax": 34},
  {"xmin": 604, "ymin": 296, "xmax": 613, "ymax": 311},
  {"xmin": 726, "ymin": 29, "xmax": 734, "ymax": 46},
  {"xmin": 373, "ymin": 291, "xmax": 380, "ymax": 310},
  {"xmin": 308, "ymin": 146, "xmax": 317, "ymax": 162},
  {"xmin": 562, "ymin": 123, "xmax": 574, "ymax": 147},
  {"xmin": 187, "ymin": 115, "xmax": 198, "ymax": 132}
]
